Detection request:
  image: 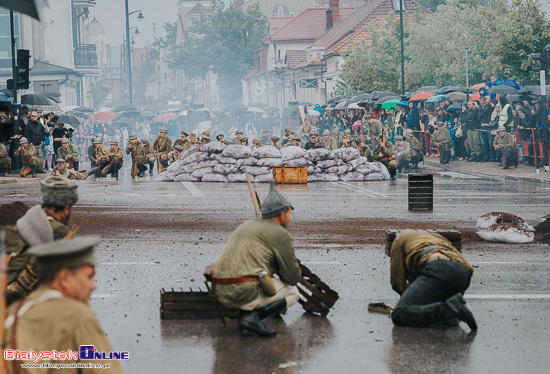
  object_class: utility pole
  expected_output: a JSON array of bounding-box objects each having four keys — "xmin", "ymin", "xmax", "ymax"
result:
[
  {"xmin": 465, "ymin": 48, "xmax": 469, "ymax": 102},
  {"xmin": 399, "ymin": 0, "xmax": 405, "ymax": 99},
  {"xmin": 125, "ymin": 0, "xmax": 133, "ymax": 105},
  {"xmin": 531, "ymin": 49, "xmax": 549, "ymax": 171},
  {"xmin": 10, "ymin": 10, "xmax": 18, "ymax": 105}
]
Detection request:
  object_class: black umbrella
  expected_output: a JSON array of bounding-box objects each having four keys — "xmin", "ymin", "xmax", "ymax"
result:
[
  {"xmin": 74, "ymin": 106, "xmax": 94, "ymax": 113},
  {"xmin": 436, "ymin": 86, "xmax": 470, "ymax": 95},
  {"xmin": 375, "ymin": 95, "xmax": 401, "ymax": 105},
  {"xmin": 0, "ymin": 0, "xmax": 42, "ymax": 20},
  {"xmin": 348, "ymin": 93, "xmax": 373, "ymax": 104},
  {"xmin": 371, "ymin": 91, "xmax": 398, "ymax": 100},
  {"xmin": 334, "ymin": 101, "xmax": 348, "ymax": 110},
  {"xmin": 1, "ymin": 89, "xmax": 13, "ymax": 97},
  {"xmin": 66, "ymin": 110, "xmax": 87, "ymax": 118},
  {"xmin": 52, "ymin": 113, "xmax": 83, "ymax": 126},
  {"xmin": 416, "ymin": 86, "xmax": 439, "ymax": 93},
  {"xmin": 118, "ymin": 110, "xmax": 141, "ymax": 118},
  {"xmin": 446, "ymin": 103, "xmax": 463, "ymax": 112},
  {"xmin": 327, "ymin": 95, "xmax": 349, "ymax": 104},
  {"xmin": 113, "ymin": 105, "xmax": 138, "ymax": 113},
  {"xmin": 224, "ymin": 103, "xmax": 246, "ymax": 113},
  {"xmin": 489, "ymin": 85, "xmax": 518, "ymax": 95},
  {"xmin": 21, "ymin": 94, "xmax": 51, "ymax": 106},
  {"xmin": 518, "ymin": 85, "xmax": 550, "ymax": 95}
]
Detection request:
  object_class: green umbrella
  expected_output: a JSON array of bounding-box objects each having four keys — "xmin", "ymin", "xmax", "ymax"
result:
[
  {"xmin": 139, "ymin": 110, "xmax": 155, "ymax": 118},
  {"xmin": 381, "ymin": 99, "xmax": 400, "ymax": 111}
]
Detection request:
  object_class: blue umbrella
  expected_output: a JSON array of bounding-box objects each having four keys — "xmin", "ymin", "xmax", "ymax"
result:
[
  {"xmin": 427, "ymin": 95, "xmax": 446, "ymax": 103},
  {"xmin": 0, "ymin": 93, "xmax": 13, "ymax": 103},
  {"xmin": 397, "ymin": 101, "xmax": 409, "ymax": 107},
  {"xmin": 446, "ymin": 103, "xmax": 463, "ymax": 112},
  {"xmin": 496, "ymin": 76, "xmax": 520, "ymax": 90}
]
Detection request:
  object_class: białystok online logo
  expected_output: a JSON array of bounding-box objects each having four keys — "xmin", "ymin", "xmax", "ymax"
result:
[{"xmin": 4, "ymin": 345, "xmax": 129, "ymax": 361}]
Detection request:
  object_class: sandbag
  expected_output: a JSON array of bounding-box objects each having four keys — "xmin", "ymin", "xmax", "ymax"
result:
[
  {"xmin": 216, "ymin": 156, "xmax": 238, "ymax": 164},
  {"xmin": 240, "ymin": 166, "xmax": 271, "ymax": 176},
  {"xmin": 154, "ymin": 171, "xmax": 175, "ymax": 182},
  {"xmin": 254, "ymin": 174, "xmax": 274, "ymax": 183},
  {"xmin": 477, "ymin": 223, "xmax": 534, "ymax": 243},
  {"xmin": 200, "ymin": 142, "xmax": 226, "ymax": 153},
  {"xmin": 181, "ymin": 145, "xmax": 200, "ymax": 160},
  {"xmin": 308, "ymin": 174, "xmax": 339, "ymax": 182},
  {"xmin": 227, "ymin": 173, "xmax": 248, "ymax": 182},
  {"xmin": 333, "ymin": 147, "xmax": 360, "ymax": 162},
  {"xmin": 355, "ymin": 163, "xmax": 377, "ymax": 174},
  {"xmin": 183, "ymin": 151, "xmax": 209, "ymax": 165},
  {"xmin": 257, "ymin": 157, "xmax": 284, "ymax": 168},
  {"xmin": 213, "ymin": 163, "xmax": 236, "ymax": 175},
  {"xmin": 284, "ymin": 157, "xmax": 311, "ymax": 167},
  {"xmin": 305, "ymin": 148, "xmax": 331, "ymax": 162},
  {"xmin": 174, "ymin": 173, "xmax": 201, "ymax": 182},
  {"xmin": 364, "ymin": 172, "xmax": 385, "ymax": 181},
  {"xmin": 347, "ymin": 157, "xmax": 369, "ymax": 170},
  {"xmin": 307, "ymin": 166, "xmax": 322, "ymax": 175},
  {"xmin": 251, "ymin": 145, "xmax": 281, "ymax": 159},
  {"xmin": 317, "ymin": 159, "xmax": 343, "ymax": 169},
  {"xmin": 167, "ymin": 159, "xmax": 181, "ymax": 172},
  {"xmin": 222, "ymin": 145, "xmax": 252, "ymax": 159},
  {"xmin": 327, "ymin": 165, "xmax": 350, "ymax": 175},
  {"xmin": 202, "ymin": 172, "xmax": 228, "ymax": 182},
  {"xmin": 236, "ymin": 157, "xmax": 259, "ymax": 168},
  {"xmin": 191, "ymin": 167, "xmax": 214, "ymax": 179},
  {"xmin": 180, "ymin": 162, "xmax": 197, "ymax": 173},
  {"xmin": 339, "ymin": 171, "xmax": 364, "ymax": 182},
  {"xmin": 196, "ymin": 159, "xmax": 219, "ymax": 169},
  {"xmin": 476, "ymin": 212, "xmax": 534, "ymax": 232},
  {"xmin": 372, "ymin": 162, "xmax": 390, "ymax": 179},
  {"xmin": 280, "ymin": 146, "xmax": 306, "ymax": 161}
]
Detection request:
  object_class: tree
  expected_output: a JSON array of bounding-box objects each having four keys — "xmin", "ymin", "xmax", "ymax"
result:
[
  {"xmin": 149, "ymin": 22, "xmax": 177, "ymax": 62},
  {"xmin": 168, "ymin": 0, "xmax": 268, "ymax": 102},
  {"xmin": 90, "ymin": 79, "xmax": 110, "ymax": 108}
]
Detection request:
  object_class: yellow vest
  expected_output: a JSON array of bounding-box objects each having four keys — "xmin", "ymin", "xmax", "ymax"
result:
[{"xmin": 499, "ymin": 103, "xmax": 512, "ymax": 127}]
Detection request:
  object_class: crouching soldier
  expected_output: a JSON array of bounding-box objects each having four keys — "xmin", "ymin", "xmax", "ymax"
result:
[
  {"xmin": 57, "ymin": 138, "xmax": 80, "ymax": 171},
  {"xmin": 432, "ymin": 121, "xmax": 452, "ymax": 164},
  {"xmin": 211, "ymin": 182, "xmax": 301, "ymax": 337},
  {"xmin": 153, "ymin": 127, "xmax": 172, "ymax": 173},
  {"xmin": 394, "ymin": 135, "xmax": 411, "ymax": 174},
  {"xmin": 101, "ymin": 139, "xmax": 123, "ymax": 178},
  {"xmin": 140, "ymin": 138, "xmax": 155, "ymax": 174},
  {"xmin": 126, "ymin": 132, "xmax": 143, "ymax": 178},
  {"xmin": 355, "ymin": 141, "xmax": 373, "ymax": 162},
  {"xmin": 0, "ymin": 141, "xmax": 11, "ymax": 176},
  {"xmin": 493, "ymin": 125, "xmax": 518, "ymax": 169},
  {"xmin": 374, "ymin": 133, "xmax": 397, "ymax": 180},
  {"xmin": 87, "ymin": 138, "xmax": 110, "ymax": 179},
  {"xmin": 404, "ymin": 128, "xmax": 423, "ymax": 168},
  {"xmin": 168, "ymin": 145, "xmax": 183, "ymax": 163},
  {"xmin": 14, "ymin": 137, "xmax": 40, "ymax": 178}
]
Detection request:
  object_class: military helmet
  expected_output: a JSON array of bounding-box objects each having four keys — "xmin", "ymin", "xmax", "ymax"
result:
[{"xmin": 61, "ymin": 138, "xmax": 70, "ymax": 144}]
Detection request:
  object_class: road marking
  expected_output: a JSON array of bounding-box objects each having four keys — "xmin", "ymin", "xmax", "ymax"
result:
[
  {"xmin": 181, "ymin": 182, "xmax": 205, "ymax": 197},
  {"xmin": 302, "ymin": 261, "xmax": 341, "ymax": 265},
  {"xmin": 470, "ymin": 261, "xmax": 526, "ymax": 265},
  {"xmin": 91, "ymin": 294, "xmax": 115, "ymax": 298},
  {"xmin": 99, "ymin": 262, "xmax": 157, "ymax": 265},
  {"xmin": 467, "ymin": 294, "xmax": 550, "ymax": 300},
  {"xmin": 336, "ymin": 181, "xmax": 387, "ymax": 197},
  {"xmin": 437, "ymin": 172, "xmax": 482, "ymax": 179}
]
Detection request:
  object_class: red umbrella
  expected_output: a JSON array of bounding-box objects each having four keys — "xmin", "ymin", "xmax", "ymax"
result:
[
  {"xmin": 89, "ymin": 111, "xmax": 116, "ymax": 123},
  {"xmin": 470, "ymin": 82, "xmax": 486, "ymax": 91},
  {"xmin": 410, "ymin": 92, "xmax": 435, "ymax": 101},
  {"xmin": 153, "ymin": 113, "xmax": 178, "ymax": 123},
  {"xmin": 471, "ymin": 92, "xmax": 499, "ymax": 101}
]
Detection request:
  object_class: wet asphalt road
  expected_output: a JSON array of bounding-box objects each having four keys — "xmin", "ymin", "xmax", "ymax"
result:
[{"xmin": 1, "ymin": 166, "xmax": 550, "ymax": 374}]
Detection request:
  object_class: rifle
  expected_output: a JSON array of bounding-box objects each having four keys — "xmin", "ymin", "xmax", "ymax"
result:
[
  {"xmin": 245, "ymin": 177, "xmax": 339, "ymax": 316},
  {"xmin": 154, "ymin": 148, "xmax": 162, "ymax": 174}
]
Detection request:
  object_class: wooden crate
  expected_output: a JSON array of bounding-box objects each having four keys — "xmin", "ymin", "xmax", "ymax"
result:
[
  {"xmin": 408, "ymin": 173, "xmax": 433, "ymax": 211},
  {"xmin": 273, "ymin": 166, "xmax": 308, "ymax": 184},
  {"xmin": 160, "ymin": 288, "xmax": 238, "ymax": 320},
  {"xmin": 296, "ymin": 263, "xmax": 339, "ymax": 317},
  {"xmin": 384, "ymin": 229, "xmax": 462, "ymax": 256}
]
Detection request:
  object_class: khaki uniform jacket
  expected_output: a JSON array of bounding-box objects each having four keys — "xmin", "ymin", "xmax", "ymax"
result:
[
  {"xmin": 173, "ymin": 138, "xmax": 188, "ymax": 150},
  {"xmin": 367, "ymin": 120, "xmax": 385, "ymax": 139},
  {"xmin": 109, "ymin": 147, "xmax": 124, "ymax": 163},
  {"xmin": 395, "ymin": 142, "xmax": 411, "ymax": 158},
  {"xmin": 390, "ymin": 231, "xmax": 473, "ymax": 296},
  {"xmin": 50, "ymin": 165, "xmax": 70, "ymax": 178},
  {"xmin": 4, "ymin": 286, "xmax": 125, "ymax": 374},
  {"xmin": 407, "ymin": 136, "xmax": 422, "ymax": 157},
  {"xmin": 432, "ymin": 128, "xmax": 452, "ymax": 146},
  {"xmin": 359, "ymin": 146, "xmax": 373, "ymax": 161},
  {"xmin": 88, "ymin": 144, "xmax": 97, "ymax": 164},
  {"xmin": 322, "ymin": 137, "xmax": 338, "ymax": 150},
  {"xmin": 14, "ymin": 143, "xmax": 37, "ymax": 164},
  {"xmin": 56, "ymin": 144, "xmax": 79, "ymax": 160},
  {"xmin": 95, "ymin": 145, "xmax": 111, "ymax": 164},
  {"xmin": 182, "ymin": 141, "xmax": 198, "ymax": 151},
  {"xmin": 0, "ymin": 143, "xmax": 9, "ymax": 158},
  {"xmin": 374, "ymin": 141, "xmax": 395, "ymax": 161},
  {"xmin": 153, "ymin": 136, "xmax": 172, "ymax": 154},
  {"xmin": 125, "ymin": 141, "xmax": 143, "ymax": 160},
  {"xmin": 212, "ymin": 219, "xmax": 301, "ymax": 307},
  {"xmin": 140, "ymin": 143, "xmax": 154, "ymax": 158},
  {"xmin": 493, "ymin": 132, "xmax": 516, "ymax": 150}
]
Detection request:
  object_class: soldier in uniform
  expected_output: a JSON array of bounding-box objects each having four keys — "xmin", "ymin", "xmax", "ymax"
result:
[
  {"xmin": 51, "ymin": 159, "xmax": 88, "ymax": 180},
  {"xmin": 88, "ymin": 136, "xmax": 99, "ymax": 168},
  {"xmin": 493, "ymin": 125, "xmax": 518, "ymax": 169},
  {"xmin": 365, "ymin": 114, "xmax": 385, "ymax": 148},
  {"xmin": 232, "ymin": 129, "xmax": 244, "ymax": 144},
  {"xmin": 389, "ymin": 231, "xmax": 477, "ymax": 331},
  {"xmin": 88, "ymin": 138, "xmax": 110, "ymax": 178},
  {"xmin": 2, "ymin": 176, "xmax": 78, "ymax": 304},
  {"xmin": 404, "ymin": 128, "xmax": 423, "ymax": 169},
  {"xmin": 200, "ymin": 136, "xmax": 211, "ymax": 146},
  {"xmin": 0, "ymin": 139, "xmax": 11, "ymax": 177},
  {"xmin": 279, "ymin": 128, "xmax": 293, "ymax": 146},
  {"xmin": 168, "ymin": 145, "xmax": 184, "ymax": 163},
  {"xmin": 374, "ymin": 133, "xmax": 397, "ymax": 180},
  {"xmin": 56, "ymin": 138, "xmax": 80, "ymax": 171},
  {"xmin": 101, "ymin": 139, "xmax": 124, "ymax": 178},
  {"xmin": 14, "ymin": 137, "xmax": 40, "ymax": 178},
  {"xmin": 304, "ymin": 133, "xmax": 324, "ymax": 150},
  {"xmin": 140, "ymin": 137, "xmax": 155, "ymax": 174},
  {"xmin": 153, "ymin": 127, "xmax": 172, "ymax": 173},
  {"xmin": 216, "ymin": 134, "xmax": 230, "ymax": 145},
  {"xmin": 252, "ymin": 138, "xmax": 262, "ymax": 148},
  {"xmin": 126, "ymin": 132, "xmax": 143, "ymax": 178},
  {"xmin": 173, "ymin": 130, "xmax": 189, "ymax": 149},
  {"xmin": 182, "ymin": 133, "xmax": 198, "ymax": 151},
  {"xmin": 394, "ymin": 135, "xmax": 411, "ymax": 173},
  {"xmin": 271, "ymin": 136, "xmax": 281, "ymax": 149},
  {"xmin": 212, "ymin": 182, "xmax": 301, "ymax": 337},
  {"xmin": 261, "ymin": 130, "xmax": 271, "ymax": 145},
  {"xmin": 355, "ymin": 140, "xmax": 373, "ymax": 161},
  {"xmin": 240, "ymin": 137, "xmax": 249, "ymax": 146},
  {"xmin": 322, "ymin": 129, "xmax": 337, "ymax": 150},
  {"xmin": 3, "ymin": 237, "xmax": 125, "ymax": 374},
  {"xmin": 284, "ymin": 135, "xmax": 301, "ymax": 147},
  {"xmin": 432, "ymin": 121, "xmax": 452, "ymax": 165}
]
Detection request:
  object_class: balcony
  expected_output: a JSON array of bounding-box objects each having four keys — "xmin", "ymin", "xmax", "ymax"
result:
[{"xmin": 74, "ymin": 44, "xmax": 98, "ymax": 68}]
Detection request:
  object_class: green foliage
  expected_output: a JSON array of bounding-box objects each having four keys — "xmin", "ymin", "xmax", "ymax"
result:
[
  {"xmin": 339, "ymin": 0, "xmax": 550, "ymax": 92},
  {"xmin": 90, "ymin": 79, "xmax": 110, "ymax": 107},
  {"xmin": 165, "ymin": 0, "xmax": 268, "ymax": 101},
  {"xmin": 149, "ymin": 22, "xmax": 177, "ymax": 62}
]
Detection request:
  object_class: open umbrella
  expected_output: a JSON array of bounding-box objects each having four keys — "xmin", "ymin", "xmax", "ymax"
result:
[
  {"xmin": 381, "ymin": 99, "xmax": 400, "ymax": 111},
  {"xmin": 118, "ymin": 110, "xmax": 141, "ymax": 118},
  {"xmin": 74, "ymin": 106, "xmax": 94, "ymax": 113},
  {"xmin": 178, "ymin": 110, "xmax": 188, "ymax": 117},
  {"xmin": 52, "ymin": 113, "xmax": 82, "ymax": 127},
  {"xmin": 518, "ymin": 85, "xmax": 550, "ymax": 95},
  {"xmin": 446, "ymin": 92, "xmax": 468, "ymax": 101},
  {"xmin": 436, "ymin": 86, "xmax": 469, "ymax": 95},
  {"xmin": 426, "ymin": 95, "xmax": 446, "ymax": 103},
  {"xmin": 489, "ymin": 85, "xmax": 517, "ymax": 95},
  {"xmin": 347, "ymin": 103, "xmax": 361, "ymax": 109},
  {"xmin": 0, "ymin": 0, "xmax": 43, "ymax": 20},
  {"xmin": 446, "ymin": 103, "xmax": 463, "ymax": 112},
  {"xmin": 375, "ymin": 95, "xmax": 400, "ymax": 105},
  {"xmin": 152, "ymin": 113, "xmax": 178, "ymax": 123},
  {"xmin": 224, "ymin": 103, "xmax": 246, "ymax": 113},
  {"xmin": 113, "ymin": 105, "xmax": 138, "ymax": 113},
  {"xmin": 334, "ymin": 101, "xmax": 348, "ymax": 110},
  {"xmin": 371, "ymin": 91, "xmax": 398, "ymax": 101},
  {"xmin": 89, "ymin": 111, "xmax": 116, "ymax": 123},
  {"xmin": 327, "ymin": 95, "xmax": 349, "ymax": 104},
  {"xmin": 397, "ymin": 101, "xmax": 409, "ymax": 107},
  {"xmin": 496, "ymin": 77, "xmax": 520, "ymax": 90},
  {"xmin": 21, "ymin": 94, "xmax": 51, "ymax": 106},
  {"xmin": 348, "ymin": 93, "xmax": 373, "ymax": 103},
  {"xmin": 139, "ymin": 110, "xmax": 156, "ymax": 118},
  {"xmin": 416, "ymin": 86, "xmax": 438, "ymax": 93},
  {"xmin": 410, "ymin": 92, "xmax": 434, "ymax": 101},
  {"xmin": 470, "ymin": 83, "xmax": 486, "ymax": 91}
]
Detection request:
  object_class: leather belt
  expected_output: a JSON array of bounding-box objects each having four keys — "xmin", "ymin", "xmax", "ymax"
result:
[
  {"xmin": 211, "ymin": 275, "xmax": 258, "ymax": 285},
  {"xmin": 426, "ymin": 255, "xmax": 463, "ymax": 266}
]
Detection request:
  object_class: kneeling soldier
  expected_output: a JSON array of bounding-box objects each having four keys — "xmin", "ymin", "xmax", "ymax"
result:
[
  {"xmin": 14, "ymin": 137, "xmax": 40, "ymax": 178},
  {"xmin": 140, "ymin": 137, "xmax": 155, "ymax": 174},
  {"xmin": 374, "ymin": 133, "xmax": 397, "ymax": 180},
  {"xmin": 57, "ymin": 138, "xmax": 80, "ymax": 171},
  {"xmin": 493, "ymin": 125, "xmax": 518, "ymax": 169},
  {"xmin": 126, "ymin": 132, "xmax": 143, "ymax": 178},
  {"xmin": 432, "ymin": 121, "xmax": 452, "ymax": 165},
  {"xmin": 153, "ymin": 127, "xmax": 172, "ymax": 173}
]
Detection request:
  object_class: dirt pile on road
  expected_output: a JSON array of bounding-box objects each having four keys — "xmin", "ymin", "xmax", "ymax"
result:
[
  {"xmin": 534, "ymin": 214, "xmax": 550, "ymax": 244},
  {"xmin": 0, "ymin": 201, "xmax": 30, "ymax": 227}
]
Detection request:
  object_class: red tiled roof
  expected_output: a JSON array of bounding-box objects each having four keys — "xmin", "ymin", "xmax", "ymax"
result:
[
  {"xmin": 269, "ymin": 17, "xmax": 293, "ymax": 33},
  {"xmin": 313, "ymin": 0, "xmax": 430, "ymax": 51},
  {"xmin": 264, "ymin": 7, "xmax": 356, "ymax": 44},
  {"xmin": 327, "ymin": 15, "xmax": 386, "ymax": 55},
  {"xmin": 285, "ymin": 50, "xmax": 307, "ymax": 69}
]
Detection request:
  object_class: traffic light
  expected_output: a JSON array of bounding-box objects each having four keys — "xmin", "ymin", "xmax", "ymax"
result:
[
  {"xmin": 531, "ymin": 49, "xmax": 548, "ymax": 74},
  {"xmin": 6, "ymin": 79, "xmax": 14, "ymax": 90},
  {"xmin": 16, "ymin": 49, "xmax": 30, "ymax": 89}
]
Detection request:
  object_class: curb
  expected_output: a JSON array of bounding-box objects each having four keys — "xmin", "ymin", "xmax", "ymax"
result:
[{"xmin": 0, "ymin": 179, "xmax": 17, "ymax": 184}]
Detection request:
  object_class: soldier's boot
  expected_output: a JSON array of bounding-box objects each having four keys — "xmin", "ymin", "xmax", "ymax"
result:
[
  {"xmin": 86, "ymin": 168, "xmax": 98, "ymax": 179},
  {"xmin": 158, "ymin": 163, "xmax": 164, "ymax": 174},
  {"xmin": 112, "ymin": 164, "xmax": 120, "ymax": 179},
  {"xmin": 237, "ymin": 310, "xmax": 276, "ymax": 337},
  {"xmin": 389, "ymin": 168, "xmax": 397, "ymax": 180},
  {"xmin": 149, "ymin": 163, "xmax": 154, "ymax": 174},
  {"xmin": 446, "ymin": 293, "xmax": 477, "ymax": 331},
  {"xmin": 31, "ymin": 166, "xmax": 36, "ymax": 178},
  {"xmin": 257, "ymin": 299, "xmax": 287, "ymax": 320},
  {"xmin": 137, "ymin": 165, "xmax": 145, "ymax": 178},
  {"xmin": 73, "ymin": 161, "xmax": 79, "ymax": 172},
  {"xmin": 0, "ymin": 165, "xmax": 5, "ymax": 177}
]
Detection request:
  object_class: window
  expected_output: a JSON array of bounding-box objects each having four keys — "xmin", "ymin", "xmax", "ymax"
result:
[
  {"xmin": 391, "ymin": 0, "xmax": 403, "ymax": 11},
  {"xmin": 0, "ymin": 10, "xmax": 19, "ymax": 63},
  {"xmin": 271, "ymin": 5, "xmax": 290, "ymax": 17}
]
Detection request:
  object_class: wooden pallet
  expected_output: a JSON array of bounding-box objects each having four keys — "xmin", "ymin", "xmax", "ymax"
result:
[
  {"xmin": 296, "ymin": 263, "xmax": 339, "ymax": 317},
  {"xmin": 385, "ymin": 229, "xmax": 462, "ymax": 256},
  {"xmin": 159, "ymin": 287, "xmax": 238, "ymax": 320}
]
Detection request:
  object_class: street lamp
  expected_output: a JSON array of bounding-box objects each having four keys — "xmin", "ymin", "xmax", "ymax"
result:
[
  {"xmin": 125, "ymin": 0, "xmax": 144, "ymax": 105},
  {"xmin": 398, "ymin": 0, "xmax": 405, "ymax": 100}
]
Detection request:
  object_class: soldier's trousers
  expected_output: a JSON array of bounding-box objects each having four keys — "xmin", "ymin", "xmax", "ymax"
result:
[
  {"xmin": 64, "ymin": 155, "xmax": 79, "ymax": 169},
  {"xmin": 397, "ymin": 156, "xmax": 409, "ymax": 172},
  {"xmin": 438, "ymin": 143, "xmax": 451, "ymax": 164},
  {"xmin": 381, "ymin": 158, "xmax": 397, "ymax": 170},
  {"xmin": 467, "ymin": 129, "xmax": 481, "ymax": 158},
  {"xmin": 158, "ymin": 153, "xmax": 169, "ymax": 166},
  {"xmin": 101, "ymin": 158, "xmax": 123, "ymax": 176},
  {"xmin": 391, "ymin": 260, "xmax": 468, "ymax": 327},
  {"xmin": 495, "ymin": 147, "xmax": 518, "ymax": 168},
  {"xmin": 20, "ymin": 158, "xmax": 40, "ymax": 177},
  {"xmin": 0, "ymin": 155, "xmax": 11, "ymax": 168}
]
